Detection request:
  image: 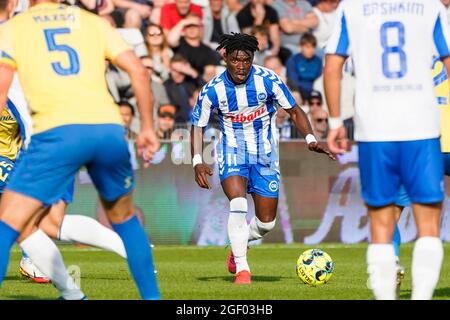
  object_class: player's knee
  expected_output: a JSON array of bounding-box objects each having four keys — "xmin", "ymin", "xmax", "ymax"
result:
[
  {"xmin": 256, "ymin": 217, "xmax": 276, "ymax": 233},
  {"xmin": 229, "ymin": 197, "xmax": 248, "ymax": 213}
]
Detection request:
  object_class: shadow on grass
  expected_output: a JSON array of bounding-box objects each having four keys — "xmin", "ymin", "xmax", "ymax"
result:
[
  {"xmin": 2, "ymin": 295, "xmax": 50, "ymax": 300},
  {"xmin": 4, "ymin": 276, "xmax": 26, "ymax": 281},
  {"xmin": 400, "ymin": 287, "xmax": 450, "ymax": 299},
  {"xmin": 197, "ymin": 275, "xmax": 284, "ymax": 283}
]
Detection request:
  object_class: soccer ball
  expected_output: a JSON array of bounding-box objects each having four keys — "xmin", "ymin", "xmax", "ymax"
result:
[{"xmin": 296, "ymin": 249, "xmax": 334, "ymax": 286}]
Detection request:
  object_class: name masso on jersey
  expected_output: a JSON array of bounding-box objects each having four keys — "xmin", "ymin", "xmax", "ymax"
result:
[{"xmin": 32, "ymin": 13, "xmax": 76, "ymax": 24}]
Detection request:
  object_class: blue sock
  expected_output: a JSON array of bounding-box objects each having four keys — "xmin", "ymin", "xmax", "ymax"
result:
[
  {"xmin": 0, "ymin": 221, "xmax": 19, "ymax": 286},
  {"xmin": 112, "ymin": 215, "xmax": 160, "ymax": 300},
  {"xmin": 392, "ymin": 224, "xmax": 401, "ymax": 258}
]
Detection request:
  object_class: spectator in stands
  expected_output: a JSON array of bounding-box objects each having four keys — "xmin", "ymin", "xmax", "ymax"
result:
[
  {"xmin": 272, "ymin": 0, "xmax": 318, "ymax": 55},
  {"xmin": 140, "ymin": 56, "xmax": 172, "ymax": 121},
  {"xmin": 310, "ymin": 107, "xmax": 328, "ymax": 139},
  {"xmin": 160, "ymin": 0, "xmax": 203, "ymax": 33},
  {"xmin": 144, "ymin": 23, "xmax": 173, "ymax": 81},
  {"xmin": 156, "ymin": 104, "xmax": 177, "ymax": 139},
  {"xmin": 236, "ymin": 0, "xmax": 281, "ymax": 56},
  {"xmin": 286, "ymin": 33, "xmax": 322, "ymax": 99},
  {"xmin": 252, "ymin": 26, "xmax": 291, "ymax": 65},
  {"xmin": 203, "ymin": 0, "xmax": 241, "ymax": 50},
  {"xmin": 119, "ymin": 100, "xmax": 137, "ymax": 139},
  {"xmin": 263, "ymin": 55, "xmax": 287, "ymax": 83},
  {"xmin": 149, "ymin": 0, "xmax": 167, "ymax": 25},
  {"xmin": 276, "ymin": 108, "xmax": 292, "ymax": 140},
  {"xmin": 307, "ymin": 90, "xmax": 323, "ymax": 114},
  {"xmin": 164, "ymin": 54, "xmax": 204, "ymax": 124},
  {"xmin": 312, "ymin": 0, "xmax": 339, "ymax": 56},
  {"xmin": 167, "ymin": 13, "xmax": 220, "ymax": 81},
  {"xmin": 111, "ymin": 0, "xmax": 152, "ymax": 28},
  {"xmin": 118, "ymin": 100, "xmax": 140, "ymax": 168}
]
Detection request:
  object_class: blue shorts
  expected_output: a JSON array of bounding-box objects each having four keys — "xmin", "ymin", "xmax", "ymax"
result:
[
  {"xmin": 218, "ymin": 154, "xmax": 280, "ymax": 198},
  {"xmin": 358, "ymin": 138, "xmax": 444, "ymax": 207},
  {"xmin": 444, "ymin": 153, "xmax": 450, "ymax": 176},
  {"xmin": 7, "ymin": 124, "xmax": 134, "ymax": 206},
  {"xmin": 0, "ymin": 156, "xmax": 14, "ymax": 193}
]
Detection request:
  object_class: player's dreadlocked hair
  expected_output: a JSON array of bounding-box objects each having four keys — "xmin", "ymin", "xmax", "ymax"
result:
[{"xmin": 216, "ymin": 33, "xmax": 259, "ymax": 56}]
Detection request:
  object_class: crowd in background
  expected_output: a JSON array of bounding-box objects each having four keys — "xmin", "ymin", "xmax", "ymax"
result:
[{"xmin": 15, "ymin": 0, "xmax": 450, "ymax": 142}]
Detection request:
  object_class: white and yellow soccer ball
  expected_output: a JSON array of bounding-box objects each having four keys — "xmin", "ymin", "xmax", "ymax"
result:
[{"xmin": 296, "ymin": 249, "xmax": 334, "ymax": 286}]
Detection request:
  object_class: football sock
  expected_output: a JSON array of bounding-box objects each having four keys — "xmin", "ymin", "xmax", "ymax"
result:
[
  {"xmin": 20, "ymin": 230, "xmax": 85, "ymax": 300},
  {"xmin": 59, "ymin": 215, "xmax": 126, "ymax": 258},
  {"xmin": 392, "ymin": 224, "xmax": 401, "ymax": 258},
  {"xmin": 228, "ymin": 197, "xmax": 250, "ymax": 273},
  {"xmin": 248, "ymin": 216, "xmax": 276, "ymax": 242},
  {"xmin": 112, "ymin": 214, "xmax": 160, "ymax": 300},
  {"xmin": 411, "ymin": 237, "xmax": 443, "ymax": 300},
  {"xmin": 367, "ymin": 244, "xmax": 397, "ymax": 300},
  {"xmin": 0, "ymin": 221, "xmax": 19, "ymax": 286}
]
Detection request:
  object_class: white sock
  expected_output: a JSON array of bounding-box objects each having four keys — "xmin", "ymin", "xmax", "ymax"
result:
[
  {"xmin": 367, "ymin": 244, "xmax": 397, "ymax": 300},
  {"xmin": 412, "ymin": 237, "xmax": 443, "ymax": 300},
  {"xmin": 59, "ymin": 215, "xmax": 126, "ymax": 259},
  {"xmin": 20, "ymin": 230, "xmax": 85, "ymax": 300},
  {"xmin": 228, "ymin": 197, "xmax": 250, "ymax": 273},
  {"xmin": 248, "ymin": 217, "xmax": 276, "ymax": 242}
]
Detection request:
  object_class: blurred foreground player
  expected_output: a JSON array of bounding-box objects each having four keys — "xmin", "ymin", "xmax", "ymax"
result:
[
  {"xmin": 325, "ymin": 0, "xmax": 450, "ymax": 300},
  {"xmin": 0, "ymin": 0, "xmax": 160, "ymax": 299},
  {"xmin": 191, "ymin": 33, "xmax": 335, "ymax": 284}
]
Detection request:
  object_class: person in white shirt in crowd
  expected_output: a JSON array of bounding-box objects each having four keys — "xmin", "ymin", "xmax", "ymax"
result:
[
  {"xmin": 144, "ymin": 23, "xmax": 173, "ymax": 81},
  {"xmin": 312, "ymin": 0, "xmax": 340, "ymax": 57},
  {"xmin": 203, "ymin": 0, "xmax": 241, "ymax": 49}
]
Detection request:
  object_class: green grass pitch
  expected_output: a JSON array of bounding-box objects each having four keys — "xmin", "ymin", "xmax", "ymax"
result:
[{"xmin": 1, "ymin": 243, "xmax": 449, "ymax": 300}]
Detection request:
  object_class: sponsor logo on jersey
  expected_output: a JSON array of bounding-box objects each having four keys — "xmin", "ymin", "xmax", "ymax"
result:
[{"xmin": 225, "ymin": 106, "xmax": 266, "ymax": 123}]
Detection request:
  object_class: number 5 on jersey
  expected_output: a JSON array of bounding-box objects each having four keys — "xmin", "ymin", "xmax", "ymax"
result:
[{"xmin": 44, "ymin": 28, "xmax": 80, "ymax": 76}]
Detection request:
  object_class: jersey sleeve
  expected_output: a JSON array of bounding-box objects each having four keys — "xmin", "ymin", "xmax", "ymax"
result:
[
  {"xmin": 270, "ymin": 74, "xmax": 296, "ymax": 110},
  {"xmin": 325, "ymin": 2, "xmax": 350, "ymax": 57},
  {"xmin": 433, "ymin": 2, "xmax": 450, "ymax": 59},
  {"xmin": 0, "ymin": 24, "xmax": 17, "ymax": 70},
  {"xmin": 191, "ymin": 83, "xmax": 218, "ymax": 127},
  {"xmin": 102, "ymin": 20, "xmax": 132, "ymax": 62}
]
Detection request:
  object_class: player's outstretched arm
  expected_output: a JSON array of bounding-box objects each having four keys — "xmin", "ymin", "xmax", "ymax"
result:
[
  {"xmin": 286, "ymin": 106, "xmax": 336, "ymax": 161},
  {"xmin": 323, "ymin": 54, "xmax": 347, "ymax": 155},
  {"xmin": 0, "ymin": 63, "xmax": 14, "ymax": 114},
  {"xmin": 114, "ymin": 50, "xmax": 159, "ymax": 166},
  {"xmin": 191, "ymin": 125, "xmax": 213, "ymax": 189}
]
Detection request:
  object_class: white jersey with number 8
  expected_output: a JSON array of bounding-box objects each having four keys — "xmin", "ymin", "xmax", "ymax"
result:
[{"xmin": 326, "ymin": 0, "xmax": 450, "ymax": 142}]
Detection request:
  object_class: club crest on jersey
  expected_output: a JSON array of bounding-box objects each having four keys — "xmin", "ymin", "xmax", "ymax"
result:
[
  {"xmin": 225, "ymin": 106, "xmax": 266, "ymax": 123},
  {"xmin": 257, "ymin": 93, "xmax": 267, "ymax": 101}
]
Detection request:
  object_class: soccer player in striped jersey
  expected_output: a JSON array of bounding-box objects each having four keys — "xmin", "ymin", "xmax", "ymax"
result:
[
  {"xmin": 0, "ymin": 0, "xmax": 160, "ymax": 300},
  {"xmin": 191, "ymin": 33, "xmax": 335, "ymax": 284},
  {"xmin": 325, "ymin": 0, "xmax": 450, "ymax": 300}
]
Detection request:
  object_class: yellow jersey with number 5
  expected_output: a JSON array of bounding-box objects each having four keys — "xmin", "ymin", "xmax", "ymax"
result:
[
  {"xmin": 0, "ymin": 2, "xmax": 130, "ymax": 134},
  {"xmin": 432, "ymin": 58, "xmax": 450, "ymax": 153}
]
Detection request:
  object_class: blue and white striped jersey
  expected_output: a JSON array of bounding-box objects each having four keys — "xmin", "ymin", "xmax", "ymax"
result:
[
  {"xmin": 192, "ymin": 65, "xmax": 296, "ymax": 159},
  {"xmin": 326, "ymin": 0, "xmax": 450, "ymax": 142}
]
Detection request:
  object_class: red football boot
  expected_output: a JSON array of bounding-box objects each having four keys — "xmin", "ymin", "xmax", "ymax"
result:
[{"xmin": 235, "ymin": 270, "xmax": 251, "ymax": 284}]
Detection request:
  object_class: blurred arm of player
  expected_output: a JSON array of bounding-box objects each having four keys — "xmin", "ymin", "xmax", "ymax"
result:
[
  {"xmin": 114, "ymin": 50, "xmax": 160, "ymax": 167},
  {"xmin": 323, "ymin": 54, "xmax": 348, "ymax": 154},
  {"xmin": 285, "ymin": 104, "xmax": 336, "ymax": 160},
  {"xmin": 190, "ymin": 125, "xmax": 212, "ymax": 190},
  {"xmin": 0, "ymin": 63, "xmax": 14, "ymax": 115}
]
